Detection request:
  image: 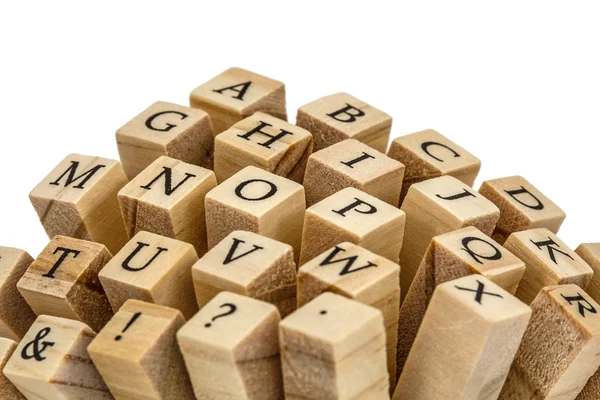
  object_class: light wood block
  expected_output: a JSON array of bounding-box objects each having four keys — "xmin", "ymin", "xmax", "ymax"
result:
[
  {"xmin": 300, "ymin": 187, "xmax": 405, "ymax": 266},
  {"xmin": 118, "ymin": 156, "xmax": 217, "ymax": 256},
  {"xmin": 576, "ymin": 243, "xmax": 600, "ymax": 301},
  {"xmin": 0, "ymin": 248, "xmax": 35, "ymax": 341},
  {"xmin": 297, "ymin": 242, "xmax": 400, "ymax": 389},
  {"xmin": 29, "ymin": 153, "xmax": 129, "ymax": 255},
  {"xmin": 479, "ymin": 175, "xmax": 566, "ymax": 244},
  {"xmin": 214, "ymin": 112, "xmax": 313, "ymax": 184},
  {"xmin": 190, "ymin": 67, "xmax": 287, "ymax": 134},
  {"xmin": 0, "ymin": 338, "xmax": 25, "ymax": 399},
  {"xmin": 303, "ymin": 139, "xmax": 405, "ymax": 207},
  {"xmin": 88, "ymin": 299, "xmax": 194, "ymax": 400},
  {"xmin": 504, "ymin": 228, "xmax": 593, "ymax": 304},
  {"xmin": 394, "ymin": 275, "xmax": 531, "ymax": 400},
  {"xmin": 387, "ymin": 129, "xmax": 481, "ymax": 203},
  {"xmin": 192, "ymin": 230, "xmax": 297, "ymax": 317},
  {"xmin": 177, "ymin": 291, "xmax": 282, "ymax": 400},
  {"xmin": 499, "ymin": 285, "xmax": 600, "ymax": 399},
  {"xmin": 399, "ymin": 175, "xmax": 500, "ymax": 301},
  {"xmin": 296, "ymin": 92, "xmax": 392, "ymax": 152},
  {"xmin": 17, "ymin": 236, "xmax": 113, "ymax": 333},
  {"xmin": 3, "ymin": 315, "xmax": 111, "ymax": 399},
  {"xmin": 395, "ymin": 226, "xmax": 526, "ymax": 382},
  {"xmin": 116, "ymin": 101, "xmax": 214, "ymax": 179},
  {"xmin": 205, "ymin": 166, "xmax": 305, "ymax": 262},
  {"xmin": 280, "ymin": 291, "xmax": 388, "ymax": 399},
  {"xmin": 98, "ymin": 231, "xmax": 198, "ymax": 319}
]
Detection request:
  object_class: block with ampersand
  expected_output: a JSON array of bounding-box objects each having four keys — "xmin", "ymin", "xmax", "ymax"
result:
[
  {"xmin": 88, "ymin": 299, "xmax": 194, "ymax": 400},
  {"xmin": 177, "ymin": 291, "xmax": 283, "ymax": 400},
  {"xmin": 3, "ymin": 315, "xmax": 111, "ymax": 399},
  {"xmin": 0, "ymin": 247, "xmax": 36, "ymax": 341},
  {"xmin": 118, "ymin": 156, "xmax": 217, "ymax": 256},
  {"xmin": 499, "ymin": 285, "xmax": 600, "ymax": 399},
  {"xmin": 98, "ymin": 231, "xmax": 198, "ymax": 319},
  {"xmin": 29, "ymin": 154, "xmax": 129, "ymax": 255},
  {"xmin": 296, "ymin": 92, "xmax": 392, "ymax": 152},
  {"xmin": 479, "ymin": 175, "xmax": 566, "ymax": 244},
  {"xmin": 303, "ymin": 139, "xmax": 405, "ymax": 207},
  {"xmin": 387, "ymin": 129, "xmax": 481, "ymax": 203},
  {"xmin": 504, "ymin": 228, "xmax": 593, "ymax": 304},
  {"xmin": 576, "ymin": 243, "xmax": 600, "ymax": 302},
  {"xmin": 300, "ymin": 187, "xmax": 405, "ymax": 266},
  {"xmin": 393, "ymin": 275, "xmax": 531, "ymax": 400},
  {"xmin": 116, "ymin": 101, "xmax": 214, "ymax": 179},
  {"xmin": 17, "ymin": 236, "xmax": 113, "ymax": 333},
  {"xmin": 0, "ymin": 338, "xmax": 25, "ymax": 399},
  {"xmin": 280, "ymin": 292, "xmax": 388, "ymax": 399},
  {"xmin": 190, "ymin": 67, "xmax": 287, "ymax": 134},
  {"xmin": 192, "ymin": 230, "xmax": 297, "ymax": 317}
]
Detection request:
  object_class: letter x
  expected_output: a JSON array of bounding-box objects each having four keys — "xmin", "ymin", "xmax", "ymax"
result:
[{"xmin": 454, "ymin": 280, "xmax": 503, "ymax": 305}]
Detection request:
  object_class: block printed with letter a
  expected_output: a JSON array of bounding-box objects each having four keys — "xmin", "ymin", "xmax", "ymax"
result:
[
  {"xmin": 29, "ymin": 153, "xmax": 129, "ymax": 255},
  {"xmin": 190, "ymin": 67, "xmax": 287, "ymax": 134},
  {"xmin": 0, "ymin": 338, "xmax": 25, "ymax": 399}
]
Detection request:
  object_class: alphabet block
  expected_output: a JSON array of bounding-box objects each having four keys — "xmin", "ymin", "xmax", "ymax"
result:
[
  {"xmin": 17, "ymin": 236, "xmax": 113, "ymax": 333},
  {"xmin": 300, "ymin": 187, "xmax": 405, "ymax": 266},
  {"xmin": 116, "ymin": 101, "xmax": 214, "ymax": 179},
  {"xmin": 88, "ymin": 299, "xmax": 194, "ymax": 400},
  {"xmin": 0, "ymin": 338, "xmax": 24, "ymax": 399},
  {"xmin": 504, "ymin": 228, "xmax": 593, "ymax": 304},
  {"xmin": 3, "ymin": 315, "xmax": 111, "ymax": 399},
  {"xmin": 479, "ymin": 175, "xmax": 566, "ymax": 244},
  {"xmin": 399, "ymin": 175, "xmax": 500, "ymax": 300},
  {"xmin": 98, "ymin": 231, "xmax": 198, "ymax": 319},
  {"xmin": 29, "ymin": 154, "xmax": 129, "ymax": 255},
  {"xmin": 387, "ymin": 129, "xmax": 481, "ymax": 203},
  {"xmin": 395, "ymin": 227, "xmax": 526, "ymax": 382},
  {"xmin": 303, "ymin": 139, "xmax": 405, "ymax": 207},
  {"xmin": 393, "ymin": 275, "xmax": 531, "ymax": 400},
  {"xmin": 190, "ymin": 67, "xmax": 287, "ymax": 134},
  {"xmin": 280, "ymin": 292, "xmax": 388, "ymax": 399},
  {"xmin": 296, "ymin": 92, "xmax": 392, "ymax": 152},
  {"xmin": 192, "ymin": 230, "xmax": 297, "ymax": 317},
  {"xmin": 499, "ymin": 285, "xmax": 600, "ymax": 399},
  {"xmin": 205, "ymin": 166, "xmax": 305, "ymax": 262},
  {"xmin": 297, "ymin": 242, "xmax": 399, "ymax": 388},
  {"xmin": 177, "ymin": 291, "xmax": 283, "ymax": 400},
  {"xmin": 118, "ymin": 156, "xmax": 217, "ymax": 256},
  {"xmin": 0, "ymin": 247, "xmax": 35, "ymax": 341},
  {"xmin": 576, "ymin": 243, "xmax": 600, "ymax": 301}
]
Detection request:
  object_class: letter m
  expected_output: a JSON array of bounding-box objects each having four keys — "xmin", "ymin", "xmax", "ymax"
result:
[{"xmin": 49, "ymin": 161, "xmax": 106, "ymax": 189}]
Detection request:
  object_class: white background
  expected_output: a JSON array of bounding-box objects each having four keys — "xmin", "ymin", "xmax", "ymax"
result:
[{"xmin": 1, "ymin": 1, "xmax": 598, "ymax": 256}]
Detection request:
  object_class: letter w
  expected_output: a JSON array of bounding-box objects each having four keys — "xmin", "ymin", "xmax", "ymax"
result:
[{"xmin": 320, "ymin": 246, "xmax": 377, "ymax": 276}]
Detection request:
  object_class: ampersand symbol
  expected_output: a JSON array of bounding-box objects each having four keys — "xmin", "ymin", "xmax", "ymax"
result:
[{"xmin": 21, "ymin": 327, "xmax": 55, "ymax": 361}]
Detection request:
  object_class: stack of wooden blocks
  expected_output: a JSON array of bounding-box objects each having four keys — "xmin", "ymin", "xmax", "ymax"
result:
[{"xmin": 1, "ymin": 67, "xmax": 599, "ymax": 400}]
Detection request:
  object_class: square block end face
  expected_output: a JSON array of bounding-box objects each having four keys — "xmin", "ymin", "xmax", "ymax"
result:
[{"xmin": 544, "ymin": 285, "xmax": 600, "ymax": 335}]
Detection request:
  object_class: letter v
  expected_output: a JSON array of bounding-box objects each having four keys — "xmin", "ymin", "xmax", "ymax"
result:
[{"xmin": 223, "ymin": 238, "xmax": 264, "ymax": 265}]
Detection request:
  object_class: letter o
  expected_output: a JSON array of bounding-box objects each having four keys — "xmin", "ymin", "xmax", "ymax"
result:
[{"xmin": 234, "ymin": 179, "xmax": 278, "ymax": 201}]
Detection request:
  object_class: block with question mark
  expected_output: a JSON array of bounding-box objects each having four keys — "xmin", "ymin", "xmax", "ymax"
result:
[{"xmin": 177, "ymin": 291, "xmax": 283, "ymax": 400}]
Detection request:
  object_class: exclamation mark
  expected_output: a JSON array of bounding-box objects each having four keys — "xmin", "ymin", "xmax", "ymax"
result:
[{"xmin": 115, "ymin": 312, "xmax": 142, "ymax": 341}]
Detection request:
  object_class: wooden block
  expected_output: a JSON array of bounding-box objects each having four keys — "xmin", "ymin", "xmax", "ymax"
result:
[
  {"xmin": 387, "ymin": 129, "xmax": 481, "ymax": 203},
  {"xmin": 205, "ymin": 166, "xmax": 305, "ymax": 262},
  {"xmin": 499, "ymin": 284, "xmax": 600, "ymax": 399},
  {"xmin": 296, "ymin": 92, "xmax": 392, "ymax": 152},
  {"xmin": 303, "ymin": 139, "xmax": 405, "ymax": 207},
  {"xmin": 0, "ymin": 338, "xmax": 25, "ymax": 399},
  {"xmin": 280, "ymin": 291, "xmax": 388, "ymax": 399},
  {"xmin": 300, "ymin": 187, "xmax": 405, "ymax": 266},
  {"xmin": 395, "ymin": 226, "xmax": 526, "ymax": 382},
  {"xmin": 192, "ymin": 230, "xmax": 297, "ymax": 317},
  {"xmin": 116, "ymin": 101, "xmax": 214, "ymax": 179},
  {"xmin": 118, "ymin": 156, "xmax": 217, "ymax": 256},
  {"xmin": 399, "ymin": 175, "xmax": 500, "ymax": 300},
  {"xmin": 479, "ymin": 175, "xmax": 566, "ymax": 244},
  {"xmin": 0, "ymin": 248, "xmax": 36, "ymax": 341},
  {"xmin": 177, "ymin": 291, "xmax": 282, "ymax": 400},
  {"xmin": 576, "ymin": 243, "xmax": 600, "ymax": 301},
  {"xmin": 393, "ymin": 275, "xmax": 531, "ymax": 400},
  {"xmin": 297, "ymin": 242, "xmax": 400, "ymax": 389},
  {"xmin": 16, "ymin": 236, "xmax": 113, "ymax": 333},
  {"xmin": 190, "ymin": 67, "xmax": 287, "ymax": 134},
  {"xmin": 88, "ymin": 299, "xmax": 194, "ymax": 400},
  {"xmin": 3, "ymin": 315, "xmax": 111, "ymax": 399},
  {"xmin": 29, "ymin": 153, "xmax": 129, "ymax": 255},
  {"xmin": 98, "ymin": 231, "xmax": 198, "ymax": 319},
  {"xmin": 504, "ymin": 228, "xmax": 593, "ymax": 304}
]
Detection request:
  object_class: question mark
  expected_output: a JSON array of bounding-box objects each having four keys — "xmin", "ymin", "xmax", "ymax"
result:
[{"xmin": 205, "ymin": 303, "xmax": 237, "ymax": 328}]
